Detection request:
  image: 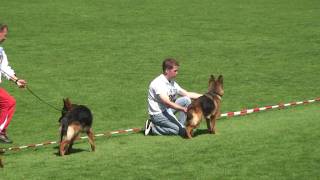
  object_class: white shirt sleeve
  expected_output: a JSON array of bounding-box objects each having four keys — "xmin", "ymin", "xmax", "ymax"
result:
[{"xmin": 0, "ymin": 47, "xmax": 15, "ymax": 81}]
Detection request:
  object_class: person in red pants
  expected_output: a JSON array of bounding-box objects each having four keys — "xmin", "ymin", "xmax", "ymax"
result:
[{"xmin": 0, "ymin": 24, "xmax": 27, "ymax": 143}]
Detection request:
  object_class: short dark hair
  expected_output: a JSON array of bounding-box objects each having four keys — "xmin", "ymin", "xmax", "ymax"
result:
[
  {"xmin": 0, "ymin": 24, "xmax": 8, "ymax": 32},
  {"xmin": 162, "ymin": 58, "xmax": 179, "ymax": 73}
]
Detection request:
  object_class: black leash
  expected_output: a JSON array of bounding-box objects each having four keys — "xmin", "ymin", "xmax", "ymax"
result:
[
  {"xmin": 26, "ymin": 86, "xmax": 61, "ymax": 112},
  {"xmin": 0, "ymin": 69, "xmax": 61, "ymax": 112}
]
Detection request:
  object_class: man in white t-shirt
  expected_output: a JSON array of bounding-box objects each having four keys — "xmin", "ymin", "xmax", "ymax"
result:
[{"xmin": 145, "ymin": 58, "xmax": 202, "ymax": 136}]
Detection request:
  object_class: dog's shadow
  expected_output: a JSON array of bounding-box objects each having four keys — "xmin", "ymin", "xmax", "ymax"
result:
[
  {"xmin": 53, "ymin": 146, "xmax": 87, "ymax": 156},
  {"xmin": 192, "ymin": 129, "xmax": 210, "ymax": 137}
]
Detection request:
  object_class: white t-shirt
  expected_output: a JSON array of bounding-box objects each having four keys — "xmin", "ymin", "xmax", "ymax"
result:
[
  {"xmin": 147, "ymin": 74, "xmax": 184, "ymax": 115},
  {"xmin": 0, "ymin": 47, "xmax": 15, "ymax": 83}
]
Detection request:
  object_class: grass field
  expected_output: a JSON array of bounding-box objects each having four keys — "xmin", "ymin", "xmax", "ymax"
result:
[{"xmin": 1, "ymin": 0, "xmax": 320, "ymax": 179}]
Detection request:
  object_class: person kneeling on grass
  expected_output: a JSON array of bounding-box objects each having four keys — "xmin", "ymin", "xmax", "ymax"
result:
[
  {"xmin": 0, "ymin": 23, "xmax": 27, "ymax": 143},
  {"xmin": 145, "ymin": 58, "xmax": 202, "ymax": 136}
]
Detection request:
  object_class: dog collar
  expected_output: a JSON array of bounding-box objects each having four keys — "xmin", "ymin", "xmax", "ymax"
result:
[{"xmin": 205, "ymin": 92, "xmax": 222, "ymax": 100}]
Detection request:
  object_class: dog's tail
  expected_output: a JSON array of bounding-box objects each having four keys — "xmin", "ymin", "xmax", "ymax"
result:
[{"xmin": 60, "ymin": 117, "xmax": 69, "ymax": 142}]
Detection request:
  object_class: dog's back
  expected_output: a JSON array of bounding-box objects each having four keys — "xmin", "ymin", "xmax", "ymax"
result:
[
  {"xmin": 67, "ymin": 105, "xmax": 92, "ymax": 129},
  {"xmin": 60, "ymin": 105, "xmax": 92, "ymax": 139},
  {"xmin": 198, "ymin": 95, "xmax": 216, "ymax": 118},
  {"xmin": 74, "ymin": 105, "xmax": 92, "ymax": 126},
  {"xmin": 186, "ymin": 95, "xmax": 215, "ymax": 122}
]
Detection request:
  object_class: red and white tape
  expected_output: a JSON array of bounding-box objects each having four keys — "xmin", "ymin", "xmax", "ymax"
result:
[
  {"xmin": 1, "ymin": 97, "xmax": 319, "ymax": 153},
  {"xmin": 0, "ymin": 128, "xmax": 141, "ymax": 153},
  {"xmin": 220, "ymin": 97, "xmax": 320, "ymax": 118}
]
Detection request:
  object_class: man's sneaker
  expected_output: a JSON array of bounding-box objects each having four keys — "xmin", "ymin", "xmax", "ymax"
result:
[
  {"xmin": 144, "ymin": 119, "xmax": 152, "ymax": 136},
  {"xmin": 0, "ymin": 134, "xmax": 12, "ymax": 144}
]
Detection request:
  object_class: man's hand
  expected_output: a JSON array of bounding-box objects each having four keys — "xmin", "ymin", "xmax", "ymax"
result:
[
  {"xmin": 16, "ymin": 79, "xmax": 27, "ymax": 88},
  {"xmin": 159, "ymin": 93, "xmax": 188, "ymax": 112},
  {"xmin": 182, "ymin": 107, "xmax": 188, "ymax": 113}
]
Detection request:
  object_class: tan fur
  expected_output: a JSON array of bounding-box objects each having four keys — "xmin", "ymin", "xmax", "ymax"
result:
[
  {"xmin": 59, "ymin": 123, "xmax": 95, "ymax": 156},
  {"xmin": 185, "ymin": 75, "xmax": 224, "ymax": 139}
]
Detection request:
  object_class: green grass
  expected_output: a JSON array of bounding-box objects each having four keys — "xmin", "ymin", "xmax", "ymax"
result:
[{"xmin": 0, "ymin": 0, "xmax": 320, "ymax": 179}]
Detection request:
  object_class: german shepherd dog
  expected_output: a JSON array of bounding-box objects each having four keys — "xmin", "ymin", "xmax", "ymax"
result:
[
  {"xmin": 185, "ymin": 75, "xmax": 224, "ymax": 139},
  {"xmin": 58, "ymin": 98, "xmax": 95, "ymax": 156}
]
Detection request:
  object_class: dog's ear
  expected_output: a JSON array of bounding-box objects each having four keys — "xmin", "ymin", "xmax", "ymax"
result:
[
  {"xmin": 209, "ymin": 75, "xmax": 215, "ymax": 82},
  {"xmin": 63, "ymin": 98, "xmax": 72, "ymax": 110},
  {"xmin": 208, "ymin": 75, "xmax": 215, "ymax": 91},
  {"xmin": 218, "ymin": 75, "xmax": 223, "ymax": 84},
  {"xmin": 63, "ymin": 98, "xmax": 66, "ymax": 108}
]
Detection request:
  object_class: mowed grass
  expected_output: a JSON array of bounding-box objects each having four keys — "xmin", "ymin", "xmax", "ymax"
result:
[
  {"xmin": 0, "ymin": 0, "xmax": 320, "ymax": 179},
  {"xmin": 2, "ymin": 105, "xmax": 320, "ymax": 179}
]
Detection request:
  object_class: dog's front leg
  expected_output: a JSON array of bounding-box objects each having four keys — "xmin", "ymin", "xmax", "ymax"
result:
[
  {"xmin": 206, "ymin": 118, "xmax": 213, "ymax": 134},
  {"xmin": 59, "ymin": 140, "xmax": 70, "ymax": 156},
  {"xmin": 207, "ymin": 116, "xmax": 216, "ymax": 134},
  {"xmin": 210, "ymin": 115, "xmax": 217, "ymax": 134},
  {"xmin": 185, "ymin": 126, "xmax": 194, "ymax": 139},
  {"xmin": 59, "ymin": 140, "xmax": 67, "ymax": 156}
]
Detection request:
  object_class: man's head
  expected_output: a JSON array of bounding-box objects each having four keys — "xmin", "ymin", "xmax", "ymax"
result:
[
  {"xmin": 162, "ymin": 58, "xmax": 179, "ymax": 80},
  {"xmin": 0, "ymin": 24, "xmax": 8, "ymax": 43}
]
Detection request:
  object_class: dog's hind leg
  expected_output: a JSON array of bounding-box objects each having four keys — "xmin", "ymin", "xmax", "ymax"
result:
[
  {"xmin": 68, "ymin": 133, "xmax": 79, "ymax": 153},
  {"xmin": 87, "ymin": 128, "xmax": 95, "ymax": 152},
  {"xmin": 60, "ymin": 125, "xmax": 77, "ymax": 156},
  {"xmin": 59, "ymin": 134, "xmax": 69, "ymax": 156},
  {"xmin": 59, "ymin": 140, "xmax": 70, "ymax": 156},
  {"xmin": 186, "ymin": 111, "xmax": 202, "ymax": 138}
]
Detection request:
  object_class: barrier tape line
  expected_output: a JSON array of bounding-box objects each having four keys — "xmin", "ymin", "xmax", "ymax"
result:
[
  {"xmin": 220, "ymin": 97, "xmax": 320, "ymax": 118},
  {"xmin": 0, "ymin": 128, "xmax": 142, "ymax": 153},
  {"xmin": 0, "ymin": 97, "xmax": 319, "ymax": 153}
]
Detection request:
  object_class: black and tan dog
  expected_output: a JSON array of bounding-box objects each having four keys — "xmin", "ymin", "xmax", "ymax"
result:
[
  {"xmin": 185, "ymin": 75, "xmax": 224, "ymax": 138},
  {"xmin": 58, "ymin": 98, "xmax": 95, "ymax": 156}
]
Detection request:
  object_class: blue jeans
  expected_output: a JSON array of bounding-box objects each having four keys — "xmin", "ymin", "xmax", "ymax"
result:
[{"xmin": 150, "ymin": 96, "xmax": 191, "ymax": 136}]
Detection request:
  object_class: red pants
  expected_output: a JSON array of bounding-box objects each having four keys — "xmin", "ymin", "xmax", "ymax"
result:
[{"xmin": 0, "ymin": 88, "xmax": 16, "ymax": 134}]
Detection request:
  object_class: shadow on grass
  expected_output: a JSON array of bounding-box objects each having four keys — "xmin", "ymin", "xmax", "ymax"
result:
[
  {"xmin": 137, "ymin": 122, "xmax": 213, "ymax": 138},
  {"xmin": 53, "ymin": 146, "xmax": 88, "ymax": 156},
  {"xmin": 193, "ymin": 129, "xmax": 210, "ymax": 137},
  {"xmin": 140, "ymin": 126, "xmax": 210, "ymax": 138}
]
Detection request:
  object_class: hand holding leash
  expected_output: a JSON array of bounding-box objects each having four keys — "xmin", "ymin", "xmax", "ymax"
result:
[
  {"xmin": 1, "ymin": 68, "xmax": 60, "ymax": 111},
  {"xmin": 15, "ymin": 79, "xmax": 27, "ymax": 88}
]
